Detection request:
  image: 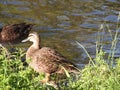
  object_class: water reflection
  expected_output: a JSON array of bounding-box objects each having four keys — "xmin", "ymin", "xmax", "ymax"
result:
[{"xmin": 0, "ymin": 0, "xmax": 120, "ymax": 67}]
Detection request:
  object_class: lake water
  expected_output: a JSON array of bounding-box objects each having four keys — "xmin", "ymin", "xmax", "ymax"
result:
[{"xmin": 0, "ymin": 0, "xmax": 120, "ymax": 67}]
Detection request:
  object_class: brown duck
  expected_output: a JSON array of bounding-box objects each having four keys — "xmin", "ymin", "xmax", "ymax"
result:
[
  {"xmin": 0, "ymin": 23, "xmax": 33, "ymax": 45},
  {"xmin": 22, "ymin": 32, "xmax": 79, "ymax": 83}
]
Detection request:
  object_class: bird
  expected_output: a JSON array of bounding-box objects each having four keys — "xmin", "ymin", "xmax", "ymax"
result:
[
  {"xmin": 22, "ymin": 32, "xmax": 79, "ymax": 83},
  {"xmin": 0, "ymin": 23, "xmax": 33, "ymax": 46}
]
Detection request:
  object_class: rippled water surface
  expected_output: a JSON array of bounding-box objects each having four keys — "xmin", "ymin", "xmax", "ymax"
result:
[{"xmin": 0, "ymin": 0, "xmax": 120, "ymax": 67}]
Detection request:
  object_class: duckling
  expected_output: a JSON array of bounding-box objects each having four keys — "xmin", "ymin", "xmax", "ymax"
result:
[
  {"xmin": 22, "ymin": 32, "xmax": 79, "ymax": 83},
  {"xmin": 0, "ymin": 23, "xmax": 33, "ymax": 45}
]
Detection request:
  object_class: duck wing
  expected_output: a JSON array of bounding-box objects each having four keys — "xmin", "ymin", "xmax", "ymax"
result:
[
  {"xmin": 31, "ymin": 47, "xmax": 78, "ymax": 73},
  {"xmin": 34, "ymin": 47, "xmax": 76, "ymax": 66}
]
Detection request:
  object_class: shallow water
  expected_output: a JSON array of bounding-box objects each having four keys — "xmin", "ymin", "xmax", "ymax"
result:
[{"xmin": 0, "ymin": 0, "xmax": 120, "ymax": 67}]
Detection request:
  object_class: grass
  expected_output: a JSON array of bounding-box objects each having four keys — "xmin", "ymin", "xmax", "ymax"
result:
[
  {"xmin": 0, "ymin": 13, "xmax": 120, "ymax": 90},
  {"xmin": 0, "ymin": 41, "xmax": 120, "ymax": 90},
  {"xmin": 0, "ymin": 46, "xmax": 119, "ymax": 90}
]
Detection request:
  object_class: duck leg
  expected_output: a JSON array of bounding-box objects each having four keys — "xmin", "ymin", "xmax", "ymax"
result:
[
  {"xmin": 41, "ymin": 73, "xmax": 50, "ymax": 83},
  {"xmin": 41, "ymin": 73, "xmax": 58, "ymax": 88}
]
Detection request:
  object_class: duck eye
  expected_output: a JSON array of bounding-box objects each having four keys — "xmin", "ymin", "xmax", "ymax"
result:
[{"xmin": 29, "ymin": 34, "xmax": 33, "ymax": 37}]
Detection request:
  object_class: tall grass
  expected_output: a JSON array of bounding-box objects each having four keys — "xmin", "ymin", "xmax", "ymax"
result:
[
  {"xmin": 73, "ymin": 12, "xmax": 120, "ymax": 90},
  {"xmin": 0, "ymin": 13, "xmax": 120, "ymax": 90}
]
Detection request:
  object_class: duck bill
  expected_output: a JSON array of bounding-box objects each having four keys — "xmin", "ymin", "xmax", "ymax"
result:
[{"xmin": 22, "ymin": 38, "xmax": 29, "ymax": 42}]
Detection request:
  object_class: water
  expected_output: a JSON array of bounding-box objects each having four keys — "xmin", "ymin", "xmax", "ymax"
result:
[{"xmin": 0, "ymin": 0, "xmax": 120, "ymax": 67}]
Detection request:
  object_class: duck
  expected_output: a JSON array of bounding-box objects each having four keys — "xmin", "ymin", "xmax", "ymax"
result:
[
  {"xmin": 22, "ymin": 32, "xmax": 79, "ymax": 83},
  {"xmin": 0, "ymin": 23, "xmax": 33, "ymax": 45}
]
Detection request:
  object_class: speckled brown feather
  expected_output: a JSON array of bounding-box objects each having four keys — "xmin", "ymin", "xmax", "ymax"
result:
[
  {"xmin": 29, "ymin": 47, "xmax": 78, "ymax": 74},
  {"xmin": 24, "ymin": 32, "xmax": 78, "ymax": 75},
  {"xmin": 0, "ymin": 23, "xmax": 33, "ymax": 44}
]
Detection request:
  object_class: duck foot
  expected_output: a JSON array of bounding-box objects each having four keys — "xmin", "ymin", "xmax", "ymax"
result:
[
  {"xmin": 40, "ymin": 79, "xmax": 48, "ymax": 83},
  {"xmin": 40, "ymin": 79, "xmax": 58, "ymax": 89}
]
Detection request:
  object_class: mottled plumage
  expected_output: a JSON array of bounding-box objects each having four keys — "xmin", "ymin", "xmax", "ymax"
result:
[
  {"xmin": 0, "ymin": 23, "xmax": 33, "ymax": 44},
  {"xmin": 22, "ymin": 32, "xmax": 78, "ymax": 83}
]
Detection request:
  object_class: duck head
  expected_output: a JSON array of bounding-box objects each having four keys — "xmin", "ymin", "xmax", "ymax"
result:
[{"xmin": 22, "ymin": 32, "xmax": 39, "ymax": 43}]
